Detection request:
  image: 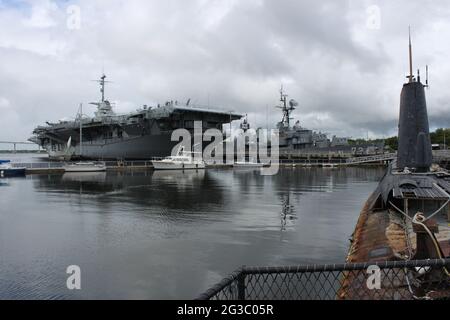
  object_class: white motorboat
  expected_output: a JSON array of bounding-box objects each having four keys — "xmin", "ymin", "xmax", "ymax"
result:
[
  {"xmin": 152, "ymin": 147, "xmax": 205, "ymax": 170},
  {"xmin": 64, "ymin": 162, "xmax": 106, "ymax": 172},
  {"xmin": 233, "ymin": 155, "xmax": 265, "ymax": 168}
]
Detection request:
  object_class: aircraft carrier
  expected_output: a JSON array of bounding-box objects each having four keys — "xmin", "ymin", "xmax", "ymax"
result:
[{"xmin": 29, "ymin": 74, "xmax": 242, "ymax": 160}]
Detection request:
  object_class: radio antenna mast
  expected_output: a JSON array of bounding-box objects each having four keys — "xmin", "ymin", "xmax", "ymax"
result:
[
  {"xmin": 407, "ymin": 26, "xmax": 414, "ymax": 83},
  {"xmin": 92, "ymin": 74, "xmax": 113, "ymax": 102}
]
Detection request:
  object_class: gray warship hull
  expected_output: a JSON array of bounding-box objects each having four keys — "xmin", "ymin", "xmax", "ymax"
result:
[{"xmin": 78, "ymin": 133, "xmax": 176, "ymax": 160}]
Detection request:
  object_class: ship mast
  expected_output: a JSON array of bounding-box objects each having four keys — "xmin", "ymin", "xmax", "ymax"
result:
[
  {"xmin": 408, "ymin": 26, "xmax": 414, "ymax": 83},
  {"xmin": 276, "ymin": 86, "xmax": 296, "ymax": 129},
  {"xmin": 281, "ymin": 86, "xmax": 288, "ymax": 126},
  {"xmin": 79, "ymin": 103, "xmax": 83, "ymax": 156},
  {"xmin": 90, "ymin": 74, "xmax": 114, "ymax": 117},
  {"xmin": 100, "ymin": 74, "xmax": 106, "ymax": 102},
  {"xmin": 92, "ymin": 74, "xmax": 111, "ymax": 103}
]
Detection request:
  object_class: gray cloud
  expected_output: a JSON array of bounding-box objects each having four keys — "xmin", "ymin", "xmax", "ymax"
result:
[{"xmin": 0, "ymin": 0, "xmax": 449, "ymax": 144}]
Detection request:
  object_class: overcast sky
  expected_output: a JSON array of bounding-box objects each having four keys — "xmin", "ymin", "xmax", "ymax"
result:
[{"xmin": 1, "ymin": 0, "xmax": 450, "ymax": 143}]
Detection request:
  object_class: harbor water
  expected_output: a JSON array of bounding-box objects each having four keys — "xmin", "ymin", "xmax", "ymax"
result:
[{"xmin": 0, "ymin": 158, "xmax": 385, "ymax": 299}]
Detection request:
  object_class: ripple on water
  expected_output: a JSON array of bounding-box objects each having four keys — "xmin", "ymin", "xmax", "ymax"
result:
[{"xmin": 1, "ymin": 167, "xmax": 386, "ymax": 299}]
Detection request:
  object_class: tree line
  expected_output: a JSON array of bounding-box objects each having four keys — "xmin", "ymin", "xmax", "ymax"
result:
[{"xmin": 348, "ymin": 128, "xmax": 449, "ymax": 151}]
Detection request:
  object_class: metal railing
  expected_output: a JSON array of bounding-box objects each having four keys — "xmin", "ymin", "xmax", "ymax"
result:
[
  {"xmin": 11, "ymin": 160, "xmax": 159, "ymax": 170},
  {"xmin": 12, "ymin": 162, "xmax": 65, "ymax": 169},
  {"xmin": 279, "ymin": 150, "xmax": 352, "ymax": 157},
  {"xmin": 345, "ymin": 153, "xmax": 397, "ymax": 164},
  {"xmin": 278, "ymin": 159, "xmax": 347, "ymax": 165},
  {"xmin": 8, "ymin": 152, "xmax": 447, "ymax": 170},
  {"xmin": 433, "ymin": 150, "xmax": 450, "ymax": 157},
  {"xmin": 433, "ymin": 150, "xmax": 450, "ymax": 163},
  {"xmin": 197, "ymin": 259, "xmax": 450, "ymax": 300}
]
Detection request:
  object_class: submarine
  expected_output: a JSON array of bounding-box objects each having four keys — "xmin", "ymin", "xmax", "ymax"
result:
[{"xmin": 342, "ymin": 29, "xmax": 450, "ymax": 299}]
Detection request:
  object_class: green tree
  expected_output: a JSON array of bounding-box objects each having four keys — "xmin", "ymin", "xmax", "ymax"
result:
[
  {"xmin": 384, "ymin": 136, "xmax": 398, "ymax": 150},
  {"xmin": 430, "ymin": 128, "xmax": 450, "ymax": 146}
]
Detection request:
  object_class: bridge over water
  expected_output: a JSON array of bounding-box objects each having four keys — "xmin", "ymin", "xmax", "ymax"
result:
[{"xmin": 0, "ymin": 141, "xmax": 39, "ymax": 153}]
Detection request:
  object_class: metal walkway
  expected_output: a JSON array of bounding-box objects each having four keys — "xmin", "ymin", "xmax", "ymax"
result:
[
  {"xmin": 345, "ymin": 153, "xmax": 397, "ymax": 165},
  {"xmin": 10, "ymin": 160, "xmax": 157, "ymax": 173}
]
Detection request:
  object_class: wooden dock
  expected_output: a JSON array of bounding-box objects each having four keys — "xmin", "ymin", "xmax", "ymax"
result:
[{"xmin": 8, "ymin": 155, "xmax": 398, "ymax": 175}]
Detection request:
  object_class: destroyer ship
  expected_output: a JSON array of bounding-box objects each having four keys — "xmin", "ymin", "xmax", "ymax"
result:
[
  {"xmin": 29, "ymin": 74, "xmax": 242, "ymax": 160},
  {"xmin": 275, "ymin": 87, "xmax": 346, "ymax": 149},
  {"xmin": 272, "ymin": 87, "xmax": 383, "ymax": 155}
]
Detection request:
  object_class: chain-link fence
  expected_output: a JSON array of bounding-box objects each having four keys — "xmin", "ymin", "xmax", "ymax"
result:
[{"xmin": 197, "ymin": 259, "xmax": 450, "ymax": 300}]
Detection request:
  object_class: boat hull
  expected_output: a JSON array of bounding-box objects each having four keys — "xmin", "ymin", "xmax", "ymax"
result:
[
  {"xmin": 152, "ymin": 161, "xmax": 205, "ymax": 170},
  {"xmin": 0, "ymin": 168, "xmax": 26, "ymax": 177},
  {"xmin": 42, "ymin": 133, "xmax": 177, "ymax": 161},
  {"xmin": 64, "ymin": 164, "xmax": 107, "ymax": 172}
]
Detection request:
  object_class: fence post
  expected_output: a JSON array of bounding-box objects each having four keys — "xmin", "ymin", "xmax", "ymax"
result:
[{"xmin": 237, "ymin": 272, "xmax": 246, "ymax": 300}]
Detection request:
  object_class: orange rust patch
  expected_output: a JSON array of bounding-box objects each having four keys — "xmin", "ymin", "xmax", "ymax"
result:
[{"xmin": 385, "ymin": 221, "xmax": 408, "ymax": 255}]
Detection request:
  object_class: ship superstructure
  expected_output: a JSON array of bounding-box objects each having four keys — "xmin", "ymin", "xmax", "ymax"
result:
[
  {"xmin": 30, "ymin": 74, "xmax": 243, "ymax": 160},
  {"xmin": 274, "ymin": 87, "xmax": 349, "ymax": 150}
]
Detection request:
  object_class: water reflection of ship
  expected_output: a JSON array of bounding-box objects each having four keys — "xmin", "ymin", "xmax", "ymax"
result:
[
  {"xmin": 62, "ymin": 171, "xmax": 107, "ymax": 183},
  {"xmin": 151, "ymin": 169, "xmax": 206, "ymax": 181},
  {"xmin": 270, "ymin": 167, "xmax": 383, "ymax": 193},
  {"xmin": 34, "ymin": 172, "xmax": 121, "ymax": 194},
  {"xmin": 280, "ymin": 192, "xmax": 297, "ymax": 231}
]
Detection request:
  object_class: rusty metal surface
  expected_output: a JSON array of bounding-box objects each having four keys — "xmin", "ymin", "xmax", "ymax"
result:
[
  {"xmin": 440, "ymin": 239, "xmax": 450, "ymax": 257},
  {"xmin": 343, "ymin": 185, "xmax": 450, "ymax": 299},
  {"xmin": 347, "ymin": 193, "xmax": 399, "ymax": 263}
]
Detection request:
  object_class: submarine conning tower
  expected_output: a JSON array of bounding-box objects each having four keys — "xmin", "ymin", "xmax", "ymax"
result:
[{"xmin": 396, "ymin": 30, "xmax": 432, "ymax": 172}]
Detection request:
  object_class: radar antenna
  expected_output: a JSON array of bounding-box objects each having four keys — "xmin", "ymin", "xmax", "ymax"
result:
[
  {"xmin": 92, "ymin": 74, "xmax": 113, "ymax": 102},
  {"xmin": 276, "ymin": 85, "xmax": 296, "ymax": 128}
]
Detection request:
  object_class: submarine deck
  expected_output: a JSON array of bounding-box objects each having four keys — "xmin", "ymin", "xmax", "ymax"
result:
[{"xmin": 342, "ymin": 172, "xmax": 450, "ymax": 299}]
